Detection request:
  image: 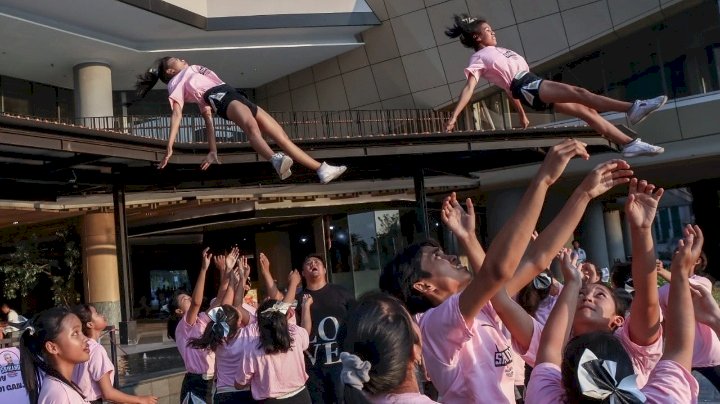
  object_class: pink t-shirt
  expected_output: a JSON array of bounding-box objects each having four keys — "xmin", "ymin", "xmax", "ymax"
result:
[
  {"xmin": 368, "ymin": 392, "xmax": 439, "ymax": 403},
  {"xmin": 658, "ymin": 275, "xmax": 720, "ymax": 367},
  {"xmin": 167, "ymin": 65, "xmax": 224, "ymax": 112},
  {"xmin": 38, "ymin": 376, "xmax": 89, "ymax": 404},
  {"xmin": 71, "ymin": 338, "xmax": 115, "ymax": 400},
  {"xmin": 464, "ymin": 46, "xmax": 530, "ymax": 92},
  {"xmin": 417, "ymin": 294, "xmax": 539, "ymax": 403},
  {"xmin": 238, "ymin": 323, "xmax": 310, "ymax": 400},
  {"xmin": 525, "ymin": 360, "xmax": 698, "ymax": 403},
  {"xmin": 216, "ymin": 323, "xmax": 260, "ymax": 389},
  {"xmin": 175, "ymin": 312, "xmax": 216, "ymax": 376},
  {"xmin": 534, "ymin": 284, "xmax": 563, "ymax": 326}
]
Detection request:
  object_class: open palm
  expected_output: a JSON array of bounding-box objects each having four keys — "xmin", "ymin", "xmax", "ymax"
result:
[
  {"xmin": 625, "ymin": 178, "xmax": 663, "ymax": 229},
  {"xmin": 441, "ymin": 192, "xmax": 475, "ymax": 240}
]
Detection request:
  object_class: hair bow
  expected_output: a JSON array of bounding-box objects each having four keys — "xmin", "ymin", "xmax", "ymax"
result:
[
  {"xmin": 578, "ymin": 349, "xmax": 646, "ymax": 403},
  {"xmin": 260, "ymin": 301, "xmax": 295, "ymax": 316},
  {"xmin": 533, "ymin": 273, "xmax": 552, "ymax": 290},
  {"xmin": 207, "ymin": 307, "xmax": 231, "ymax": 337},
  {"xmin": 340, "ymin": 352, "xmax": 371, "ymax": 390},
  {"xmin": 462, "ymin": 16, "xmax": 477, "ymax": 24}
]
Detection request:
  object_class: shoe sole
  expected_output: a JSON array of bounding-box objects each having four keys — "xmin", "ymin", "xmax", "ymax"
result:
[
  {"xmin": 320, "ymin": 166, "xmax": 347, "ymax": 184},
  {"xmin": 279, "ymin": 157, "xmax": 293, "ymax": 175},
  {"xmin": 629, "ymin": 96, "xmax": 668, "ymax": 126},
  {"xmin": 622, "ymin": 147, "xmax": 664, "ymax": 158},
  {"xmin": 280, "ymin": 169, "xmax": 292, "ymax": 180}
]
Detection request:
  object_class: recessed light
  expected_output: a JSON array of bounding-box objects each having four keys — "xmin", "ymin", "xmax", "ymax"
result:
[{"xmin": 12, "ymin": 221, "xmax": 19, "ymax": 225}]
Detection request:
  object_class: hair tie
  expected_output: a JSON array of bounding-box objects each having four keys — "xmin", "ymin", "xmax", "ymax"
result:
[
  {"xmin": 207, "ymin": 307, "xmax": 230, "ymax": 337},
  {"xmin": 260, "ymin": 301, "xmax": 295, "ymax": 316},
  {"xmin": 340, "ymin": 352, "xmax": 371, "ymax": 390},
  {"xmin": 461, "ymin": 16, "xmax": 477, "ymax": 24},
  {"xmin": 577, "ymin": 349, "xmax": 646, "ymax": 403}
]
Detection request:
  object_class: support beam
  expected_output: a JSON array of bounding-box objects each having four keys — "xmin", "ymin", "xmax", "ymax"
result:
[
  {"xmin": 414, "ymin": 168, "xmax": 429, "ymax": 239},
  {"xmin": 112, "ymin": 179, "xmax": 136, "ymax": 344}
]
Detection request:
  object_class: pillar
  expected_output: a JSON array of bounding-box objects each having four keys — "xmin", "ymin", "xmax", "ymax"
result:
[
  {"xmin": 81, "ymin": 213, "xmax": 121, "ymax": 328},
  {"xmin": 73, "ymin": 63, "xmax": 113, "ymax": 126},
  {"xmin": 578, "ymin": 201, "xmax": 610, "ymax": 270},
  {"xmin": 486, "ymin": 187, "xmax": 525, "ymax": 241},
  {"xmin": 604, "ymin": 209, "xmax": 627, "ymax": 265}
]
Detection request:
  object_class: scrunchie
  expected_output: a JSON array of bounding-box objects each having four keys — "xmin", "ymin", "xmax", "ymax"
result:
[
  {"xmin": 207, "ymin": 307, "xmax": 230, "ymax": 338},
  {"xmin": 340, "ymin": 352, "xmax": 371, "ymax": 390}
]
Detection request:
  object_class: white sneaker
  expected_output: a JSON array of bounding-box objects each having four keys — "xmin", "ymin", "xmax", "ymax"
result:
[
  {"xmin": 271, "ymin": 153, "xmax": 293, "ymax": 180},
  {"xmin": 621, "ymin": 138, "xmax": 664, "ymax": 157},
  {"xmin": 627, "ymin": 95, "xmax": 667, "ymax": 126},
  {"xmin": 317, "ymin": 162, "xmax": 347, "ymax": 184}
]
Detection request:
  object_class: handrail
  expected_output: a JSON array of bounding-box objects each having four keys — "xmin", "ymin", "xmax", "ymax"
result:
[{"xmin": 2, "ymin": 109, "xmax": 462, "ymax": 144}]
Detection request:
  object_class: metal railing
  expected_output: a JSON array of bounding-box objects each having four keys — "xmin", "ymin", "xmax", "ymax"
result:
[{"xmin": 8, "ymin": 109, "xmax": 462, "ymax": 144}]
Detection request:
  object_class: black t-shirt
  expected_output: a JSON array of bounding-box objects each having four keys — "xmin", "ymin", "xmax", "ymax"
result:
[{"xmin": 298, "ymin": 283, "xmax": 355, "ymax": 368}]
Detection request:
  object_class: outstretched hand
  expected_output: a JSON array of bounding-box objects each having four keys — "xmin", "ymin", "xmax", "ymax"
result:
[
  {"xmin": 579, "ymin": 159, "xmax": 633, "ymax": 199},
  {"xmin": 559, "ymin": 248, "xmax": 582, "ymax": 285},
  {"xmin": 445, "ymin": 117, "xmax": 457, "ymax": 132},
  {"xmin": 157, "ymin": 150, "xmax": 172, "ymax": 169},
  {"xmin": 625, "ymin": 178, "xmax": 664, "ymax": 230},
  {"xmin": 537, "ymin": 139, "xmax": 590, "ymax": 186},
  {"xmin": 200, "ymin": 151, "xmax": 221, "ymax": 171},
  {"xmin": 200, "ymin": 247, "xmax": 213, "ymax": 271},
  {"xmin": 671, "ymin": 224, "xmax": 704, "ymax": 278},
  {"xmin": 259, "ymin": 252, "xmax": 270, "ymax": 274},
  {"xmin": 441, "ymin": 192, "xmax": 476, "ymax": 241},
  {"xmin": 225, "ymin": 246, "xmax": 240, "ymax": 271},
  {"xmin": 690, "ymin": 282, "xmax": 720, "ymax": 327}
]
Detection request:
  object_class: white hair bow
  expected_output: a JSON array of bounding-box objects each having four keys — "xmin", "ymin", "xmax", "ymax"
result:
[
  {"xmin": 260, "ymin": 301, "xmax": 295, "ymax": 316},
  {"xmin": 578, "ymin": 349, "xmax": 646, "ymax": 403},
  {"xmin": 462, "ymin": 17, "xmax": 477, "ymax": 24},
  {"xmin": 207, "ymin": 307, "xmax": 231, "ymax": 338},
  {"xmin": 340, "ymin": 352, "xmax": 371, "ymax": 390}
]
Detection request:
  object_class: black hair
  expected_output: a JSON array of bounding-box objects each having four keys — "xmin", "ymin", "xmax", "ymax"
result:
[
  {"xmin": 166, "ymin": 289, "xmax": 189, "ymax": 341},
  {"xmin": 379, "ymin": 240, "xmax": 438, "ymax": 315},
  {"xmin": 303, "ymin": 253, "xmax": 326, "ymax": 267},
  {"xmin": 135, "ymin": 56, "xmax": 174, "ymax": 98},
  {"xmin": 609, "ymin": 262, "xmax": 632, "ymax": 290},
  {"xmin": 518, "ymin": 281, "xmax": 552, "ymax": 317},
  {"xmin": 188, "ymin": 305, "xmax": 240, "ymax": 352},
  {"xmin": 561, "ymin": 332, "xmax": 635, "ymax": 403},
  {"xmin": 612, "ymin": 288, "xmax": 633, "ymax": 316},
  {"xmin": 70, "ymin": 304, "xmax": 94, "ymax": 337},
  {"xmin": 339, "ymin": 292, "xmax": 419, "ymax": 403},
  {"xmin": 445, "ymin": 14, "xmax": 487, "ymax": 50},
  {"xmin": 695, "ymin": 251, "xmax": 709, "ymax": 276},
  {"xmin": 20, "ymin": 307, "xmax": 86, "ymax": 404},
  {"xmin": 582, "ymin": 261, "xmax": 601, "ymax": 283},
  {"xmin": 257, "ymin": 299, "xmax": 293, "ymax": 354}
]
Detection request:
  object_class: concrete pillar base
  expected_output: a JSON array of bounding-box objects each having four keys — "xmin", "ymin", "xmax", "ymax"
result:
[{"xmin": 93, "ymin": 300, "xmax": 122, "ymax": 331}]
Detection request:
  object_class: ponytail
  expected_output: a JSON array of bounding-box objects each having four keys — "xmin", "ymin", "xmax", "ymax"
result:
[
  {"xmin": 187, "ymin": 305, "xmax": 240, "ymax": 351},
  {"xmin": 19, "ymin": 308, "xmax": 86, "ymax": 404},
  {"xmin": 445, "ymin": 14, "xmax": 486, "ymax": 50},
  {"xmin": 134, "ymin": 56, "xmax": 173, "ymax": 99}
]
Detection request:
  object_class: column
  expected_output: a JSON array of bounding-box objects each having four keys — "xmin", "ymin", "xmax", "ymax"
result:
[
  {"xmin": 73, "ymin": 63, "xmax": 113, "ymax": 126},
  {"xmin": 486, "ymin": 187, "xmax": 525, "ymax": 241},
  {"xmin": 604, "ymin": 209, "xmax": 627, "ymax": 265},
  {"xmin": 81, "ymin": 213, "xmax": 121, "ymax": 328},
  {"xmin": 579, "ymin": 201, "xmax": 610, "ymax": 270}
]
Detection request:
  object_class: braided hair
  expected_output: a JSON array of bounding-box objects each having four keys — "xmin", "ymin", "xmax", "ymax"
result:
[
  {"xmin": 19, "ymin": 307, "xmax": 86, "ymax": 404},
  {"xmin": 445, "ymin": 14, "xmax": 487, "ymax": 50}
]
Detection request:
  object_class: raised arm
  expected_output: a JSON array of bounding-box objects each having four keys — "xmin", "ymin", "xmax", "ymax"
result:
[
  {"xmin": 505, "ymin": 159, "xmax": 632, "ymax": 297},
  {"xmin": 663, "ymin": 225, "xmax": 704, "ymax": 369},
  {"xmin": 258, "ymin": 252, "xmax": 284, "ymax": 300},
  {"xmin": 186, "ymin": 247, "xmax": 212, "ymax": 325},
  {"xmin": 446, "ymin": 75, "xmax": 478, "ymax": 132},
  {"xmin": 441, "ymin": 192, "xmax": 485, "ymax": 274},
  {"xmin": 625, "ymin": 179, "xmax": 664, "ymax": 346},
  {"xmin": 537, "ymin": 249, "xmax": 583, "ymax": 366},
  {"xmin": 457, "ymin": 139, "xmax": 589, "ymax": 324},
  {"xmin": 655, "ymin": 259, "xmax": 672, "ymax": 282},
  {"xmin": 159, "ymin": 101, "xmax": 183, "ymax": 169},
  {"xmin": 283, "ymin": 270, "xmax": 302, "ymax": 305},
  {"xmin": 232, "ymin": 256, "xmax": 252, "ymax": 326},
  {"xmin": 211, "ymin": 253, "xmax": 230, "ymax": 308},
  {"xmin": 690, "ymin": 281, "xmax": 720, "ymax": 338},
  {"xmin": 301, "ymin": 294, "xmax": 313, "ymax": 336}
]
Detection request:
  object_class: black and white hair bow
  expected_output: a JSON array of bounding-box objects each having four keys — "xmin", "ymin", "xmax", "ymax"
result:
[
  {"xmin": 207, "ymin": 307, "xmax": 231, "ymax": 338},
  {"xmin": 578, "ymin": 349, "xmax": 646, "ymax": 403}
]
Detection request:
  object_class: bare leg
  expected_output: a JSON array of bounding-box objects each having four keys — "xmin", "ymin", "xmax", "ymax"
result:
[
  {"xmin": 226, "ymin": 101, "xmax": 275, "ymax": 160},
  {"xmin": 254, "ymin": 107, "xmax": 322, "ymax": 171},
  {"xmin": 539, "ymin": 80, "xmax": 633, "ymax": 113},
  {"xmin": 553, "ymin": 102, "xmax": 633, "ymax": 145}
]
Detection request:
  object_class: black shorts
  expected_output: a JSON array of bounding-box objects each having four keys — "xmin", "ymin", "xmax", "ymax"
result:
[
  {"xmin": 203, "ymin": 84, "xmax": 258, "ymax": 120},
  {"xmin": 510, "ymin": 71, "xmax": 552, "ymax": 111}
]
